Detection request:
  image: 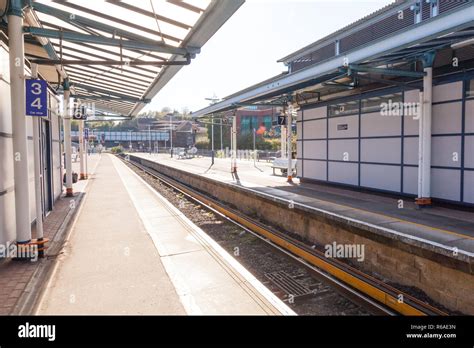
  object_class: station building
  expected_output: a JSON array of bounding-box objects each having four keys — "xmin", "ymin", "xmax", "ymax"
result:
[{"xmin": 193, "ymin": 0, "xmax": 474, "ymax": 207}]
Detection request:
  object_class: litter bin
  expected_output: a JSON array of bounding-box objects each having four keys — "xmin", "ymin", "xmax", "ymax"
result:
[{"xmin": 63, "ymin": 172, "xmax": 78, "ymax": 184}]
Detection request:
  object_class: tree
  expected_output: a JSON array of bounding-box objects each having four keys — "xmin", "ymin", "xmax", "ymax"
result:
[{"xmin": 161, "ymin": 106, "xmax": 171, "ymax": 114}]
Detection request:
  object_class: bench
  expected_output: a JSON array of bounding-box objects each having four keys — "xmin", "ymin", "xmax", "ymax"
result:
[{"xmin": 272, "ymin": 158, "xmax": 297, "ymax": 176}]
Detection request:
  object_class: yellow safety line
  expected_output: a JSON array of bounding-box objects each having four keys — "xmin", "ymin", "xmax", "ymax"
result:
[
  {"xmin": 141, "ymin": 154, "xmax": 474, "ymax": 242},
  {"xmin": 305, "ymin": 195, "xmax": 474, "ymax": 241}
]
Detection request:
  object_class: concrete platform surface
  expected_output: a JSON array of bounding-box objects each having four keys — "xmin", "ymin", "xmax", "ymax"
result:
[
  {"xmin": 131, "ymin": 153, "xmax": 474, "ymax": 257},
  {"xmin": 36, "ymin": 154, "xmax": 293, "ymax": 315}
]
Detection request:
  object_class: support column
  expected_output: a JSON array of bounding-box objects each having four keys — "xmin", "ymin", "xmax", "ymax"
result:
[
  {"xmin": 30, "ymin": 63, "xmax": 44, "ymax": 255},
  {"xmin": 281, "ymin": 108, "xmax": 287, "ymax": 159},
  {"xmin": 63, "ymin": 81, "xmax": 73, "ymax": 197},
  {"xmin": 416, "ymin": 52, "xmax": 435, "ymax": 206},
  {"xmin": 287, "ymin": 102, "xmax": 294, "ymax": 183},
  {"xmin": 79, "ymin": 119, "xmax": 85, "ymax": 180},
  {"xmin": 211, "ymin": 117, "xmax": 215, "ymax": 165},
  {"xmin": 85, "ymin": 128, "xmax": 88, "ymax": 179},
  {"xmin": 231, "ymin": 115, "xmax": 237, "ymax": 173},
  {"xmin": 8, "ymin": 3, "xmax": 31, "ymax": 244}
]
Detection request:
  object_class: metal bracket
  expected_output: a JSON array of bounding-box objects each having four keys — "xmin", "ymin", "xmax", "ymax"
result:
[
  {"xmin": 346, "ymin": 64, "xmax": 426, "ymax": 78},
  {"xmin": 421, "ymin": 50, "xmax": 437, "ymax": 69}
]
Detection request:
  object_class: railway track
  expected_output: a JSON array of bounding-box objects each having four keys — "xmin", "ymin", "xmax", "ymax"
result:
[{"xmin": 121, "ymin": 154, "xmax": 447, "ymax": 316}]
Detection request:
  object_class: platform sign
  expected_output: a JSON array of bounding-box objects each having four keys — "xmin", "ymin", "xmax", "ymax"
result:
[
  {"xmin": 277, "ymin": 115, "xmax": 287, "ymax": 126},
  {"xmin": 73, "ymin": 105, "xmax": 87, "ymax": 120},
  {"xmin": 26, "ymin": 79, "xmax": 48, "ymax": 117},
  {"xmin": 84, "ymin": 128, "xmax": 89, "ymax": 140}
]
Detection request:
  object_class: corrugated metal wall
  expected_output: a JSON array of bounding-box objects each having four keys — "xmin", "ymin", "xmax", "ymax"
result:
[{"xmin": 290, "ymin": 0, "xmax": 472, "ymax": 73}]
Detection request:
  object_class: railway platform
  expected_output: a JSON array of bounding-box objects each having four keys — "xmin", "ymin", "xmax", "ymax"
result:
[
  {"xmin": 131, "ymin": 153, "xmax": 474, "ymax": 253},
  {"xmin": 35, "ymin": 154, "xmax": 293, "ymax": 315},
  {"xmin": 129, "ymin": 153, "xmax": 474, "ymax": 314}
]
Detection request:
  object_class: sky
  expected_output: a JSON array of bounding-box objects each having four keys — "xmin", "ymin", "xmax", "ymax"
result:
[{"xmin": 144, "ymin": 0, "xmax": 394, "ymax": 114}]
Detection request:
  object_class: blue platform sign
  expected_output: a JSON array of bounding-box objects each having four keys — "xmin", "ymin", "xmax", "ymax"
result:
[
  {"xmin": 26, "ymin": 79, "xmax": 48, "ymax": 117},
  {"xmin": 84, "ymin": 128, "xmax": 89, "ymax": 140}
]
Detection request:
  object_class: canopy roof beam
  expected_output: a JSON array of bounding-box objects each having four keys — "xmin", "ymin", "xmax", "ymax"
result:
[
  {"xmin": 232, "ymin": 102, "xmax": 286, "ymax": 107},
  {"xmin": 29, "ymin": 1, "xmax": 199, "ymax": 56},
  {"xmin": 75, "ymin": 94, "xmax": 136, "ymax": 104},
  {"xmin": 28, "ymin": 56, "xmax": 191, "ymax": 67},
  {"xmin": 72, "ymin": 83, "xmax": 151, "ymax": 103},
  {"xmin": 105, "ymin": 0, "xmax": 193, "ymax": 30},
  {"xmin": 52, "ymin": 0, "xmax": 182, "ymax": 43},
  {"xmin": 23, "ymin": 26, "xmax": 197, "ymax": 57}
]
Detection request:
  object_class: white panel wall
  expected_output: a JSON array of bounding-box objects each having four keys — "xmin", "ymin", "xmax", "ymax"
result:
[
  {"xmin": 304, "ymin": 160, "xmax": 327, "ymax": 181},
  {"xmin": 304, "ymin": 106, "xmax": 326, "ymax": 120},
  {"xmin": 361, "ymin": 138, "xmax": 401, "ymax": 164},
  {"xmin": 432, "ymin": 102, "xmax": 462, "ymax": 134},
  {"xmin": 0, "ymin": 43, "xmax": 15, "ymax": 245},
  {"xmin": 361, "ymin": 164, "xmax": 401, "ymax": 192},
  {"xmin": 361, "ymin": 112, "xmax": 401, "ymax": 137},
  {"xmin": 303, "ymin": 140, "xmax": 326, "ymax": 160},
  {"xmin": 0, "ymin": 42, "xmax": 62, "ymax": 246},
  {"xmin": 464, "ymin": 171, "xmax": 474, "ymax": 204},
  {"xmin": 297, "ymin": 77, "xmax": 470, "ymax": 204},
  {"xmin": 433, "ymin": 81, "xmax": 463, "ymax": 102}
]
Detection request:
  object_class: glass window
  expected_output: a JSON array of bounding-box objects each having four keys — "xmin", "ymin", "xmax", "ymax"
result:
[
  {"xmin": 263, "ymin": 116, "xmax": 272, "ymax": 129},
  {"xmin": 328, "ymin": 100, "xmax": 359, "ymax": 116},
  {"xmin": 241, "ymin": 117, "xmax": 252, "ymax": 134},
  {"xmin": 361, "ymin": 93, "xmax": 402, "ymax": 114},
  {"xmin": 467, "ymin": 79, "xmax": 474, "ymax": 98}
]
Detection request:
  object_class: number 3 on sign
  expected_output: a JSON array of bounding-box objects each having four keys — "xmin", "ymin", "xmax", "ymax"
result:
[{"xmin": 31, "ymin": 83, "xmax": 42, "ymax": 109}]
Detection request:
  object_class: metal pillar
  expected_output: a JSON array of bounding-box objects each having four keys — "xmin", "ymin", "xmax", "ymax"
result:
[
  {"xmin": 79, "ymin": 120, "xmax": 85, "ymax": 180},
  {"xmin": 170, "ymin": 114, "xmax": 173, "ymax": 158},
  {"xmin": 211, "ymin": 117, "xmax": 215, "ymax": 165},
  {"xmin": 253, "ymin": 128, "xmax": 256, "ymax": 166},
  {"xmin": 220, "ymin": 118, "xmax": 223, "ymax": 152},
  {"xmin": 416, "ymin": 52, "xmax": 435, "ymax": 206},
  {"xmin": 287, "ymin": 103, "xmax": 293, "ymax": 183},
  {"xmin": 85, "ymin": 126, "xmax": 88, "ymax": 179},
  {"xmin": 281, "ymin": 108, "xmax": 287, "ymax": 159},
  {"xmin": 231, "ymin": 115, "xmax": 237, "ymax": 173},
  {"xmin": 63, "ymin": 81, "xmax": 73, "ymax": 197},
  {"xmin": 148, "ymin": 125, "xmax": 151, "ymax": 155},
  {"xmin": 30, "ymin": 63, "xmax": 44, "ymax": 251},
  {"xmin": 8, "ymin": 4, "xmax": 31, "ymax": 243}
]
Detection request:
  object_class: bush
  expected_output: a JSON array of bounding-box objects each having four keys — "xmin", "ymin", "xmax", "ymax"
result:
[
  {"xmin": 195, "ymin": 141, "xmax": 209, "ymax": 149},
  {"xmin": 111, "ymin": 146, "xmax": 123, "ymax": 154}
]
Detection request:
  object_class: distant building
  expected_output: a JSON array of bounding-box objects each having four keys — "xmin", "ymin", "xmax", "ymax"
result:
[{"xmin": 236, "ymin": 107, "xmax": 281, "ymax": 135}]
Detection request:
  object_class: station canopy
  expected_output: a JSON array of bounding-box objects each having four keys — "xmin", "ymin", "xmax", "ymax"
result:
[
  {"xmin": 17, "ymin": 0, "xmax": 243, "ymax": 118},
  {"xmin": 191, "ymin": 0, "xmax": 474, "ymax": 118}
]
